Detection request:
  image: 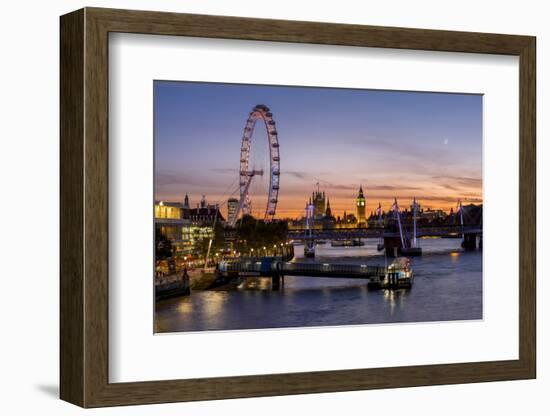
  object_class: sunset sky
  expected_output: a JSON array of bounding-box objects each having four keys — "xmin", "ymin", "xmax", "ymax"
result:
[{"xmin": 154, "ymin": 81, "xmax": 482, "ymax": 220}]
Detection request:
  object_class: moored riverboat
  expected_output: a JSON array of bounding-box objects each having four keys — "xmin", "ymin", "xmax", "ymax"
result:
[
  {"xmin": 331, "ymin": 239, "xmax": 365, "ymax": 247},
  {"xmin": 304, "ymin": 243, "xmax": 315, "ymax": 258},
  {"xmin": 368, "ymin": 257, "xmax": 413, "ymax": 289}
]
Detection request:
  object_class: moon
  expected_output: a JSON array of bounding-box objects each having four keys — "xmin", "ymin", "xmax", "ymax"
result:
[{"xmin": 443, "ymin": 138, "xmax": 449, "ymax": 145}]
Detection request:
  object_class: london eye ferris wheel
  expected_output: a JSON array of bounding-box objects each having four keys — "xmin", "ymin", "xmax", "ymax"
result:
[{"xmin": 228, "ymin": 104, "xmax": 280, "ymax": 226}]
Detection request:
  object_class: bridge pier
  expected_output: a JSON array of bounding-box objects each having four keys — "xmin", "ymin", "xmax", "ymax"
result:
[
  {"xmin": 386, "ymin": 247, "xmax": 397, "ymax": 257},
  {"xmin": 384, "ymin": 237, "xmax": 401, "ymax": 258},
  {"xmin": 272, "ymin": 263, "xmax": 283, "ymax": 291},
  {"xmin": 462, "ymin": 233, "xmax": 477, "ymax": 251},
  {"xmin": 272, "ymin": 274, "xmax": 281, "ymax": 290}
]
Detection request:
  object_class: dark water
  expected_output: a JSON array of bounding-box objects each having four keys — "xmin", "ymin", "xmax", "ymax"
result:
[{"xmin": 155, "ymin": 238, "xmax": 482, "ymax": 333}]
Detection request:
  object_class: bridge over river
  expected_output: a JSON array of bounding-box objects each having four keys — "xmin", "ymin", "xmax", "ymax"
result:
[
  {"xmin": 288, "ymin": 225, "xmax": 482, "ymax": 240},
  {"xmin": 288, "ymin": 224, "xmax": 482, "ymax": 256}
]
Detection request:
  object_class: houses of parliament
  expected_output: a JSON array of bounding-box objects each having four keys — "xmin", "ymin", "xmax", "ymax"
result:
[{"xmin": 289, "ymin": 185, "xmax": 368, "ymax": 230}]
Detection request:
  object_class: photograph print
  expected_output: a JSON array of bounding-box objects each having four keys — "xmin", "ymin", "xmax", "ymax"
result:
[{"xmin": 153, "ymin": 81, "xmax": 483, "ymax": 333}]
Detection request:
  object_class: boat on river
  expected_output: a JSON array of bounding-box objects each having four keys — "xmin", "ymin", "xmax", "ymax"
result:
[
  {"xmin": 368, "ymin": 257, "xmax": 413, "ymax": 289},
  {"xmin": 304, "ymin": 241, "xmax": 315, "ymax": 258},
  {"xmin": 331, "ymin": 239, "xmax": 365, "ymax": 247}
]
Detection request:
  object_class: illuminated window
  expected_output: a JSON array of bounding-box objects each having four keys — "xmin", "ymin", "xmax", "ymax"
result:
[{"xmin": 155, "ymin": 204, "xmax": 181, "ymax": 219}]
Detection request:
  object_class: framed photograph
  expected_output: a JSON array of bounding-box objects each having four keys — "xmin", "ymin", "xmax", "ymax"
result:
[{"xmin": 60, "ymin": 7, "xmax": 536, "ymax": 407}]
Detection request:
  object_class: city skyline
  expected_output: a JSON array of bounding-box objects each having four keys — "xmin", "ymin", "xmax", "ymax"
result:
[
  {"xmin": 160, "ymin": 189, "xmax": 460, "ymax": 222},
  {"xmin": 154, "ymin": 81, "xmax": 483, "ymax": 219}
]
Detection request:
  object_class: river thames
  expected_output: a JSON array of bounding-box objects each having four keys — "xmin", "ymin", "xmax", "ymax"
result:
[{"xmin": 155, "ymin": 238, "xmax": 482, "ymax": 333}]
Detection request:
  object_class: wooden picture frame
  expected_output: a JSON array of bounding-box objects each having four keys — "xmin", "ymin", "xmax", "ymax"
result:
[{"xmin": 60, "ymin": 7, "xmax": 536, "ymax": 408}]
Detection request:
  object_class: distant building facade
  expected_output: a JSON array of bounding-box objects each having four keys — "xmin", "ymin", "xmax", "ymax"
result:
[
  {"xmin": 227, "ymin": 198, "xmax": 239, "ymax": 224},
  {"xmin": 310, "ymin": 188, "xmax": 326, "ymax": 219},
  {"xmin": 154, "ymin": 194, "xmax": 225, "ymax": 262},
  {"xmin": 154, "ymin": 201, "xmax": 190, "ymax": 259},
  {"xmin": 288, "ymin": 185, "xmax": 366, "ymax": 230}
]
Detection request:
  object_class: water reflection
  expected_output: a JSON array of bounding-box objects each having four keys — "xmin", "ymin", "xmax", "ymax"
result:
[
  {"xmin": 449, "ymin": 251, "xmax": 460, "ymax": 264},
  {"xmin": 156, "ymin": 238, "xmax": 482, "ymax": 333},
  {"xmin": 177, "ymin": 301, "xmax": 193, "ymax": 314}
]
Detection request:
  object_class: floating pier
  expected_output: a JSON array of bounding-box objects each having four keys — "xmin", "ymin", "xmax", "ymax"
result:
[
  {"xmin": 155, "ymin": 274, "xmax": 191, "ymax": 300},
  {"xmin": 218, "ymin": 257, "xmax": 413, "ymax": 290}
]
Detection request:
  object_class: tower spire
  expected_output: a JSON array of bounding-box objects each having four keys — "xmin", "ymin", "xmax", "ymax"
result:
[
  {"xmin": 356, "ymin": 185, "xmax": 367, "ymax": 227},
  {"xmin": 325, "ymin": 197, "xmax": 332, "ymax": 218}
]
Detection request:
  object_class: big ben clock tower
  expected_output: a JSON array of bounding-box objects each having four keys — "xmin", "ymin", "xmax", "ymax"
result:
[{"xmin": 356, "ymin": 185, "xmax": 367, "ymax": 228}]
